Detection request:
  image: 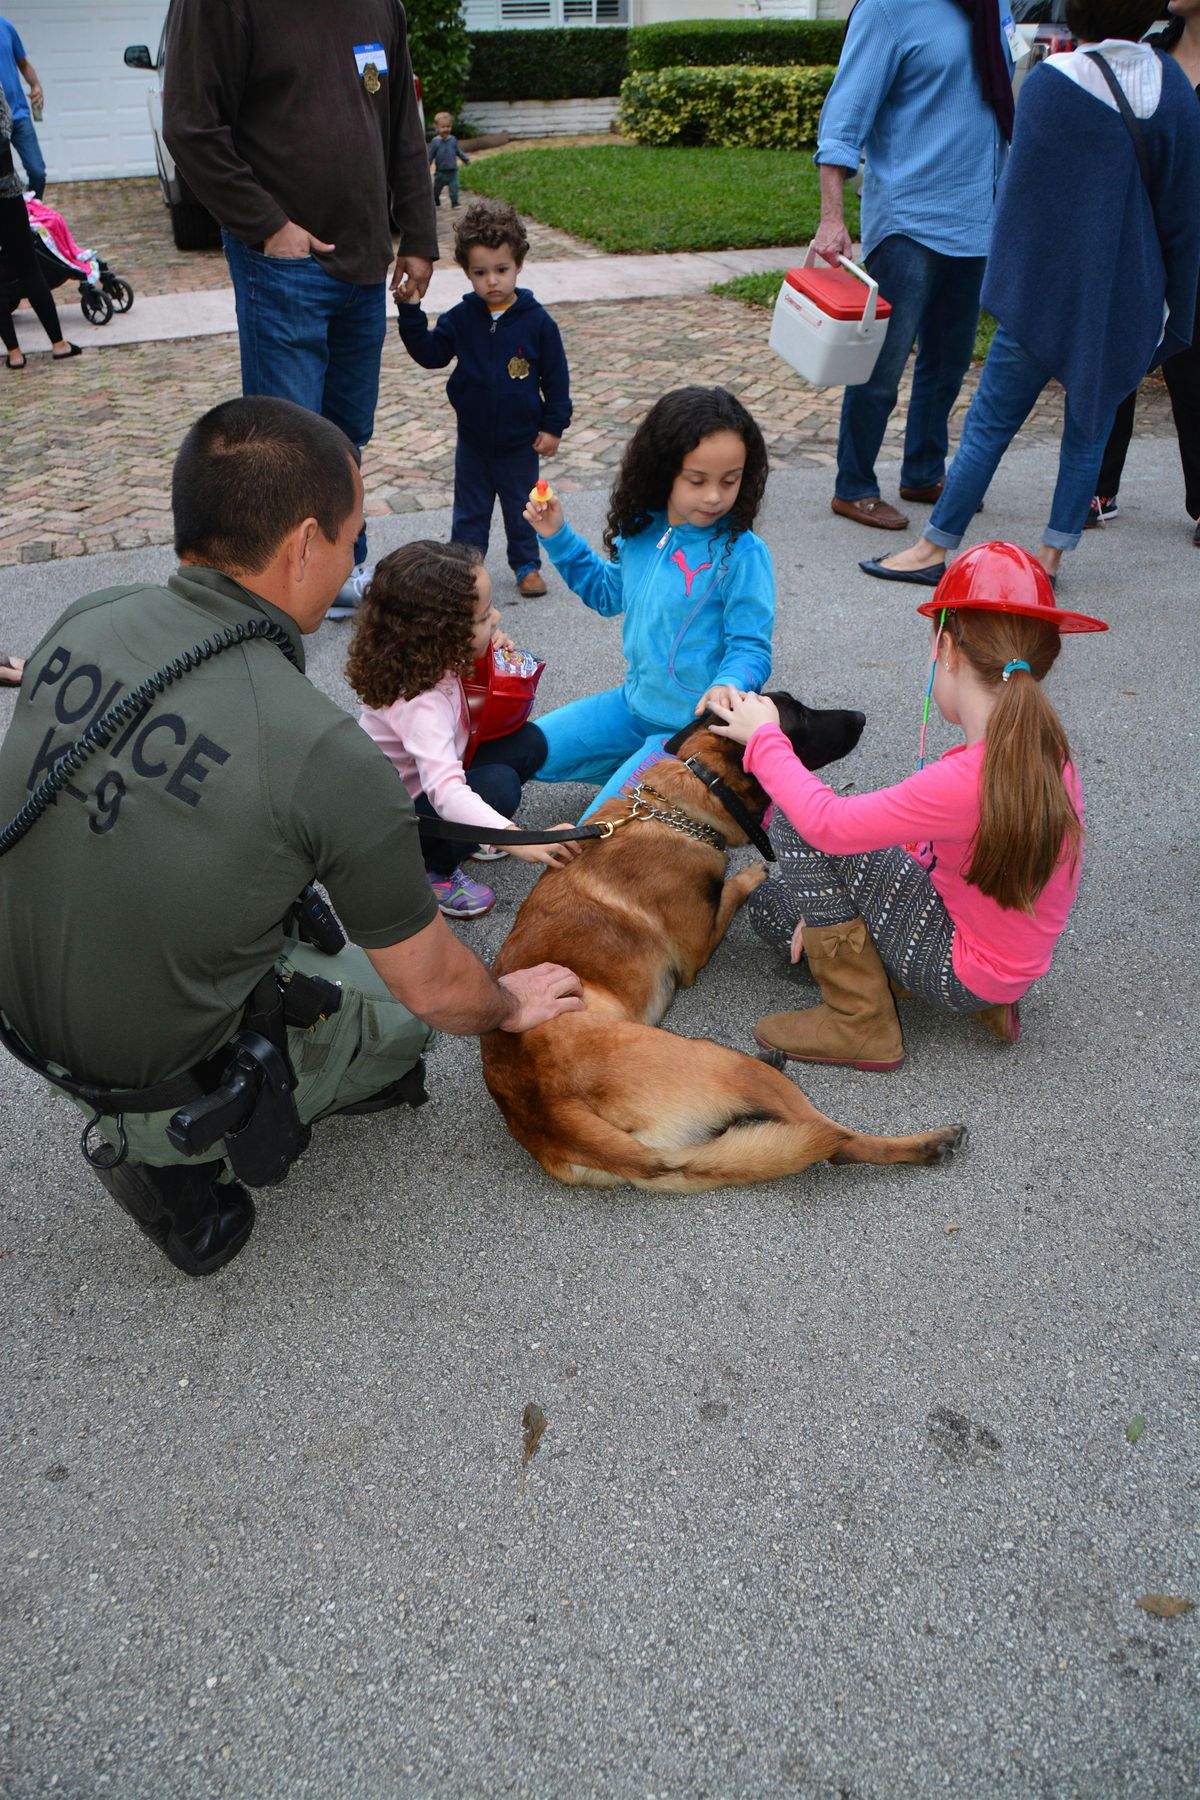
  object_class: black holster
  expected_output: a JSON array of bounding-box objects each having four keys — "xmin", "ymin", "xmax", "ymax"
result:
[{"xmin": 165, "ymin": 968, "xmax": 342, "ymax": 1188}]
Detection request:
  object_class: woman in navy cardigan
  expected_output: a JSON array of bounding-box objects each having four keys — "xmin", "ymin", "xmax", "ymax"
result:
[{"xmin": 861, "ymin": 0, "xmax": 1200, "ymax": 590}]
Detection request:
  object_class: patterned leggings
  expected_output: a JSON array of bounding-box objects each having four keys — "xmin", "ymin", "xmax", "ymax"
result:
[{"xmin": 747, "ymin": 820, "xmax": 988, "ymax": 1014}]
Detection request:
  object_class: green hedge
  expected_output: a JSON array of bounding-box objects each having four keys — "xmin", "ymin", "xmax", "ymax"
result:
[
  {"xmin": 627, "ymin": 19, "xmax": 845, "ymax": 72},
  {"xmin": 620, "ymin": 65, "xmax": 835, "ymax": 151},
  {"xmin": 465, "ymin": 26, "xmax": 628, "ymax": 102}
]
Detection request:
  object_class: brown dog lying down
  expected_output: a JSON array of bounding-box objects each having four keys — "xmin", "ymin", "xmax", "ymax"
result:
[{"xmin": 482, "ymin": 696, "xmax": 966, "ymax": 1192}]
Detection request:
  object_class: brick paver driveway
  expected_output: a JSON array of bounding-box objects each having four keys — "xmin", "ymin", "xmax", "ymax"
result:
[{"xmin": 0, "ymin": 179, "xmax": 1179, "ymax": 569}]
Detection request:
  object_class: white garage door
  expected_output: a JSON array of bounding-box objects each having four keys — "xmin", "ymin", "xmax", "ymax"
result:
[{"xmin": 5, "ymin": 2, "xmax": 167, "ymax": 181}]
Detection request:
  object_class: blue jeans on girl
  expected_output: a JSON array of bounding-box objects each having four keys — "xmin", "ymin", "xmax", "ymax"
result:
[
  {"xmin": 415, "ymin": 721, "xmax": 547, "ymax": 875},
  {"xmin": 223, "ymin": 231, "xmax": 386, "ymax": 569},
  {"xmin": 925, "ymin": 323, "xmax": 1119, "ymax": 554}
]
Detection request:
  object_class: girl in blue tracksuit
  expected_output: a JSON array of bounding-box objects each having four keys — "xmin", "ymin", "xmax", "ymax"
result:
[{"xmin": 524, "ymin": 385, "xmax": 775, "ymax": 810}]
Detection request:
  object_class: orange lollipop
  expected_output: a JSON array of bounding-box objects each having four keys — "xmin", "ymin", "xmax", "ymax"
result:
[{"xmin": 528, "ymin": 478, "xmax": 555, "ymax": 505}]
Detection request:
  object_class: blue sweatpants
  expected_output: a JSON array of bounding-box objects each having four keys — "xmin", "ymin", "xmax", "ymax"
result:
[
  {"xmin": 533, "ymin": 684, "xmax": 679, "ymax": 814},
  {"xmin": 452, "ymin": 436, "xmax": 541, "ymax": 578}
]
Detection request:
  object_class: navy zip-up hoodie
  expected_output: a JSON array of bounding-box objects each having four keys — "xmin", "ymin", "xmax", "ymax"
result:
[{"xmin": 395, "ymin": 287, "xmax": 572, "ymax": 451}]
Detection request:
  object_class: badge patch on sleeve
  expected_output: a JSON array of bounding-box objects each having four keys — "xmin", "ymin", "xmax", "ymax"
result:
[{"xmin": 354, "ymin": 42, "xmax": 388, "ymax": 92}]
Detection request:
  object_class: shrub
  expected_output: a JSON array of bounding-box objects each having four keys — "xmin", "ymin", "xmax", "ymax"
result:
[
  {"xmin": 628, "ymin": 19, "xmax": 845, "ymax": 72},
  {"xmin": 620, "ymin": 65, "xmax": 835, "ymax": 150},
  {"xmin": 466, "ymin": 26, "xmax": 629, "ymax": 102},
  {"xmin": 407, "ymin": 0, "xmax": 471, "ymax": 117}
]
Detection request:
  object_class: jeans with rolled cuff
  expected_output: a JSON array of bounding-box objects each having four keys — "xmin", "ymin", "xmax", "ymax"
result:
[{"xmin": 925, "ymin": 323, "xmax": 1118, "ymax": 554}]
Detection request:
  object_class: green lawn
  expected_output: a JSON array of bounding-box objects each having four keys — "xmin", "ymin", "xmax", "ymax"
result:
[
  {"xmin": 464, "ymin": 144, "xmax": 860, "ymax": 254},
  {"xmin": 710, "ymin": 269, "xmax": 998, "ymax": 363}
]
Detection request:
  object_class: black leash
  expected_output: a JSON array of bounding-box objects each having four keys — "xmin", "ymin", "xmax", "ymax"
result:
[
  {"xmin": 419, "ymin": 751, "xmax": 775, "ymax": 858},
  {"xmin": 682, "ymin": 756, "xmax": 775, "ymax": 861},
  {"xmin": 419, "ymin": 818, "xmax": 610, "ymax": 846}
]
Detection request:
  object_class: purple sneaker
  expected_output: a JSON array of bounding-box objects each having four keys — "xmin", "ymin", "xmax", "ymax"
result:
[{"xmin": 428, "ymin": 867, "xmax": 495, "ymax": 918}]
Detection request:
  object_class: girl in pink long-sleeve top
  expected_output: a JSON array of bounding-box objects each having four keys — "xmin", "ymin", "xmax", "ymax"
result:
[
  {"xmin": 346, "ymin": 540, "xmax": 577, "ymax": 920},
  {"xmin": 708, "ymin": 543, "xmax": 1107, "ymax": 1071}
]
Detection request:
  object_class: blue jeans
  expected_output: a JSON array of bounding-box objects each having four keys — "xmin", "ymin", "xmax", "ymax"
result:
[
  {"xmin": 926, "ymin": 323, "xmax": 1118, "ymax": 554},
  {"xmin": 9, "ymin": 114, "xmax": 45, "ymax": 198},
  {"xmin": 836, "ymin": 236, "xmax": 985, "ymax": 501},
  {"xmin": 415, "ymin": 721, "xmax": 547, "ymax": 875},
  {"xmin": 223, "ymin": 231, "xmax": 387, "ymax": 568}
]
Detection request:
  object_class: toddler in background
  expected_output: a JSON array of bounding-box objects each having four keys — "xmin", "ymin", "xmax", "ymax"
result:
[
  {"xmin": 346, "ymin": 540, "xmax": 577, "ymax": 920},
  {"xmin": 428, "ymin": 111, "xmax": 470, "ymax": 209},
  {"xmin": 396, "ymin": 199, "xmax": 571, "ymax": 597}
]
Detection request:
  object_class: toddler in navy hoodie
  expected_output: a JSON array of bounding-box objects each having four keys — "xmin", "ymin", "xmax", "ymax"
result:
[{"xmin": 395, "ymin": 198, "xmax": 572, "ymax": 596}]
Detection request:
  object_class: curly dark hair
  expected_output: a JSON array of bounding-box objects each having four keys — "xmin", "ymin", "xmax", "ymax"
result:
[
  {"xmin": 344, "ymin": 540, "xmax": 483, "ymax": 710},
  {"xmin": 453, "ymin": 199, "xmax": 529, "ymax": 272},
  {"xmin": 603, "ymin": 386, "xmax": 769, "ymax": 555}
]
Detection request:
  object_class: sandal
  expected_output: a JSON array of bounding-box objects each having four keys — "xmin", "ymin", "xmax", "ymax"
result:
[
  {"xmin": 5, "ymin": 353, "xmax": 26, "ymax": 371},
  {"xmin": 0, "ymin": 654, "xmax": 25, "ymax": 686},
  {"xmin": 52, "ymin": 343, "xmax": 83, "ymax": 360}
]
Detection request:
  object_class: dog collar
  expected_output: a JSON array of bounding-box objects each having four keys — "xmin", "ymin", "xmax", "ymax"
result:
[
  {"xmin": 608, "ymin": 779, "xmax": 727, "ymax": 852},
  {"xmin": 682, "ymin": 755, "xmax": 775, "ymax": 861}
]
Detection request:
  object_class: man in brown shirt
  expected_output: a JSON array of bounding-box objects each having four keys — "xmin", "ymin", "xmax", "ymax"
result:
[{"xmin": 163, "ymin": 0, "xmax": 439, "ymax": 612}]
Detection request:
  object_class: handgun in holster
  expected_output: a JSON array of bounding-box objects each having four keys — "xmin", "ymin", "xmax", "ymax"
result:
[{"xmin": 166, "ymin": 963, "xmax": 343, "ymax": 1187}]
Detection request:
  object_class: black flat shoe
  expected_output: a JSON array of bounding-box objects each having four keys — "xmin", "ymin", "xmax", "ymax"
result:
[
  {"xmin": 860, "ymin": 557, "xmax": 947, "ymax": 587},
  {"xmin": 52, "ymin": 343, "xmax": 83, "ymax": 360},
  {"xmin": 5, "ymin": 354, "xmax": 26, "ymax": 370}
]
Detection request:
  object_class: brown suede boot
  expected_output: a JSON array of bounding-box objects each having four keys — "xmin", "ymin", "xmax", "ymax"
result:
[
  {"xmin": 754, "ymin": 917, "xmax": 905, "ymax": 1071},
  {"xmin": 970, "ymin": 1001, "xmax": 1021, "ymax": 1044}
]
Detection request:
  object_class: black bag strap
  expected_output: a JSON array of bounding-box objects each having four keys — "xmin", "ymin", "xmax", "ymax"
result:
[{"xmin": 1086, "ymin": 51, "xmax": 1153, "ymax": 197}]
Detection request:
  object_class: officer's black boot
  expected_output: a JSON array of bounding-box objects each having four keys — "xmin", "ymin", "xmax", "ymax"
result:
[
  {"xmin": 332, "ymin": 1057, "xmax": 429, "ymax": 1117},
  {"xmin": 93, "ymin": 1158, "xmax": 255, "ymax": 1277}
]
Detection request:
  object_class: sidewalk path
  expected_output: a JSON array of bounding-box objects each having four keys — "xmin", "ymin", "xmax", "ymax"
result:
[
  {"xmin": 36, "ymin": 246, "xmax": 818, "ymax": 350},
  {"xmin": 0, "ymin": 175, "xmax": 1182, "ymax": 570}
]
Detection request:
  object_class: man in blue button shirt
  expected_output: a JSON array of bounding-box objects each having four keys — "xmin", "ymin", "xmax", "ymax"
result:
[
  {"xmin": 0, "ymin": 15, "xmax": 45, "ymax": 198},
  {"xmin": 814, "ymin": 0, "xmax": 1014, "ymax": 531}
]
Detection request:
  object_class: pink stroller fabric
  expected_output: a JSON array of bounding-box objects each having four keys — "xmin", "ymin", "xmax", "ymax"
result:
[{"xmin": 25, "ymin": 197, "xmax": 101, "ymax": 285}]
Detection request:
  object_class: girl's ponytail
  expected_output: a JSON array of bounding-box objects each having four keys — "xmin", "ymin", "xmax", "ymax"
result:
[{"xmin": 951, "ymin": 609, "xmax": 1082, "ymax": 913}]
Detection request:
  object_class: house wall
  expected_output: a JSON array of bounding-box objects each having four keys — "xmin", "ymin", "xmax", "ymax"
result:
[
  {"xmin": 5, "ymin": 2, "xmax": 164, "ymax": 183},
  {"xmin": 13, "ymin": 1, "xmax": 853, "ymax": 182}
]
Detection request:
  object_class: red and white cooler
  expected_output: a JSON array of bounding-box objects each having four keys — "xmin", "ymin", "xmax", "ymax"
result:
[{"xmin": 769, "ymin": 246, "xmax": 892, "ymax": 388}]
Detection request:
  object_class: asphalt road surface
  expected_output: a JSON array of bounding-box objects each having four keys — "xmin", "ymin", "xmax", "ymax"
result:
[{"xmin": 2, "ymin": 443, "xmax": 1197, "ymax": 1799}]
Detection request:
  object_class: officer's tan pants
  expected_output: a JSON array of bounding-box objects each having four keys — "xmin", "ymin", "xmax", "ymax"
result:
[{"xmin": 75, "ymin": 941, "xmax": 433, "ymax": 1171}]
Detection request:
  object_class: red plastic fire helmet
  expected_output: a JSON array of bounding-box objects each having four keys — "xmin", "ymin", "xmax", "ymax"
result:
[{"xmin": 916, "ymin": 541, "xmax": 1108, "ymax": 633}]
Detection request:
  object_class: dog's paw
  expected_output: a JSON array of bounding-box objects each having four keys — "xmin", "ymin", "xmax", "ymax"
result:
[{"xmin": 736, "ymin": 862, "xmax": 770, "ymax": 897}]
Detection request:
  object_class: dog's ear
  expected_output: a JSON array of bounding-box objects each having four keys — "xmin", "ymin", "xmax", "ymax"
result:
[
  {"xmin": 663, "ymin": 712, "xmax": 717, "ymax": 758},
  {"xmin": 767, "ymin": 690, "xmax": 866, "ymax": 771}
]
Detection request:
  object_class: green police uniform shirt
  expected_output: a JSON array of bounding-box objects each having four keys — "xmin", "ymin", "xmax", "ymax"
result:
[{"xmin": 0, "ymin": 567, "xmax": 437, "ymax": 1088}]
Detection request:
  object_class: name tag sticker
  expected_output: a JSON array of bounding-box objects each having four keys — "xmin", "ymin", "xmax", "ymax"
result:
[
  {"xmin": 1002, "ymin": 15, "xmax": 1025, "ymax": 62},
  {"xmin": 354, "ymin": 42, "xmax": 388, "ymax": 77}
]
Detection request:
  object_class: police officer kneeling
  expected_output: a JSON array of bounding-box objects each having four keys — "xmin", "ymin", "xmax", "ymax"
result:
[{"xmin": 0, "ymin": 398, "xmax": 583, "ymax": 1276}]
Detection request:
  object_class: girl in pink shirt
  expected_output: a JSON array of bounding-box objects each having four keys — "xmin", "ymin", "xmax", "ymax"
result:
[
  {"xmin": 708, "ymin": 543, "xmax": 1107, "ymax": 1070},
  {"xmin": 346, "ymin": 540, "xmax": 575, "ymax": 919}
]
